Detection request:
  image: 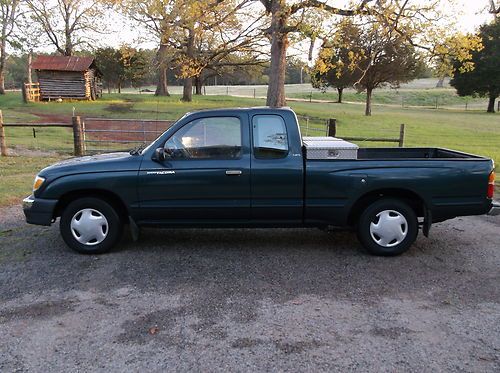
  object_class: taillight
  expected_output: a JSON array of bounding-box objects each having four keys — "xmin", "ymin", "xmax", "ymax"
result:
[{"xmin": 487, "ymin": 171, "xmax": 495, "ymax": 199}]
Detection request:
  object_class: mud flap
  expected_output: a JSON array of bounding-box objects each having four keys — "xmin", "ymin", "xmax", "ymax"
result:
[
  {"xmin": 423, "ymin": 206, "xmax": 432, "ymax": 238},
  {"xmin": 129, "ymin": 216, "xmax": 140, "ymax": 242}
]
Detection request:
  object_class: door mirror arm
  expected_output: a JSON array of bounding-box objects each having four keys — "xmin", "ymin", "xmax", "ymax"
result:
[{"xmin": 153, "ymin": 147, "xmax": 166, "ymax": 162}]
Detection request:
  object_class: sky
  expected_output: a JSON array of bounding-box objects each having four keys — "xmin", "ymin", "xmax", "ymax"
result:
[
  {"xmin": 104, "ymin": 0, "xmax": 496, "ymax": 50},
  {"xmin": 18, "ymin": 0, "xmax": 496, "ymax": 58},
  {"xmin": 453, "ymin": 0, "xmax": 496, "ymax": 31}
]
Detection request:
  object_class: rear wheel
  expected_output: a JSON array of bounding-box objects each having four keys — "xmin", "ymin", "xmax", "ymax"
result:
[
  {"xmin": 357, "ymin": 198, "xmax": 418, "ymax": 256},
  {"xmin": 60, "ymin": 197, "xmax": 123, "ymax": 254}
]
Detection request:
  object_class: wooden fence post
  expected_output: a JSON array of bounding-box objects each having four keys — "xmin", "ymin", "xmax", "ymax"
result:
[
  {"xmin": 399, "ymin": 123, "xmax": 405, "ymax": 147},
  {"xmin": 328, "ymin": 118, "xmax": 337, "ymax": 137},
  {"xmin": 0, "ymin": 110, "xmax": 7, "ymax": 156},
  {"xmin": 72, "ymin": 116, "xmax": 84, "ymax": 156}
]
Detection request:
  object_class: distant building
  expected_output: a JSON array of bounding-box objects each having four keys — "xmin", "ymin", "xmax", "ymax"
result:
[{"xmin": 32, "ymin": 55, "xmax": 103, "ymax": 101}]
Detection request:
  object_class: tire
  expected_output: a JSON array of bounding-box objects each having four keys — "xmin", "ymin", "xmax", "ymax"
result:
[
  {"xmin": 60, "ymin": 197, "xmax": 123, "ymax": 254},
  {"xmin": 357, "ymin": 198, "xmax": 418, "ymax": 256}
]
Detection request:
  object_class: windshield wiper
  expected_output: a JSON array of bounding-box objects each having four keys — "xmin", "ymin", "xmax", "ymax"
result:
[{"xmin": 129, "ymin": 143, "xmax": 146, "ymax": 155}]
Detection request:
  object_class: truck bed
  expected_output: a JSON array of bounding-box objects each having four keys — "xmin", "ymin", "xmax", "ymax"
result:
[{"xmin": 357, "ymin": 147, "xmax": 486, "ymax": 160}]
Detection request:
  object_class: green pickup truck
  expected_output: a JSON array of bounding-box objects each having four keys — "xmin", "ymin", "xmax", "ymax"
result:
[{"xmin": 23, "ymin": 107, "xmax": 498, "ymax": 256}]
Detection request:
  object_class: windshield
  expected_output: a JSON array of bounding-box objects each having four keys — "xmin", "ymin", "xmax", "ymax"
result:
[{"xmin": 130, "ymin": 114, "xmax": 186, "ymax": 155}]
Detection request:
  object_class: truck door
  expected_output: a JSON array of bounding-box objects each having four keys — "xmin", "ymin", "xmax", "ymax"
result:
[
  {"xmin": 138, "ymin": 114, "xmax": 251, "ymax": 222},
  {"xmin": 250, "ymin": 113, "xmax": 304, "ymax": 222}
]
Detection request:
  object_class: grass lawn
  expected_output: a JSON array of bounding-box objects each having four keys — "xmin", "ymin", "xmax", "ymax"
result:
[
  {"xmin": 0, "ymin": 156, "xmax": 65, "ymax": 207},
  {"xmin": 288, "ymin": 87, "xmax": 489, "ymax": 110},
  {"xmin": 0, "ymin": 91, "xmax": 498, "ymax": 206}
]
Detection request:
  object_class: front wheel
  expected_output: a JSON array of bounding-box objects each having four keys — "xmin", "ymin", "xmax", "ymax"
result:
[
  {"xmin": 357, "ymin": 198, "xmax": 418, "ymax": 256},
  {"xmin": 60, "ymin": 197, "xmax": 123, "ymax": 254}
]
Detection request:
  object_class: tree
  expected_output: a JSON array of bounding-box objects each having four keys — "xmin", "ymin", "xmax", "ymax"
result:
[
  {"xmin": 120, "ymin": 46, "xmax": 149, "ymax": 89},
  {"xmin": 311, "ymin": 23, "xmax": 364, "ymax": 103},
  {"xmin": 259, "ymin": 1, "xmax": 480, "ymax": 108},
  {"xmin": 113, "ymin": 0, "xmax": 264, "ymax": 101},
  {"xmin": 450, "ymin": 21, "xmax": 500, "ymax": 113},
  {"xmin": 4, "ymin": 52, "xmax": 28, "ymax": 88},
  {"xmin": 110, "ymin": 0, "xmax": 176, "ymax": 96},
  {"xmin": 26, "ymin": 0, "xmax": 107, "ymax": 56},
  {"xmin": 258, "ymin": 0, "xmax": 380, "ymax": 107},
  {"xmin": 168, "ymin": 0, "xmax": 264, "ymax": 101},
  {"xmin": 311, "ymin": 48, "xmax": 361, "ymax": 103},
  {"xmin": 95, "ymin": 46, "xmax": 150, "ymax": 93},
  {"xmin": 285, "ymin": 58, "xmax": 309, "ymax": 84},
  {"xmin": 432, "ymin": 33, "xmax": 483, "ymax": 88},
  {"xmin": 317, "ymin": 20, "xmax": 421, "ymax": 116},
  {"xmin": 0, "ymin": 0, "xmax": 21, "ymax": 94},
  {"xmin": 95, "ymin": 47, "xmax": 123, "ymax": 93}
]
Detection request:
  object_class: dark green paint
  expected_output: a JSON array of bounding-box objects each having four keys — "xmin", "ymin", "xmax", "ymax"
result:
[{"xmin": 25, "ymin": 108, "xmax": 494, "ymax": 229}]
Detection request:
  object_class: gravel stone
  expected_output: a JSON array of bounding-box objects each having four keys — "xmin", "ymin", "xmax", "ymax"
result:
[{"xmin": 0, "ymin": 205, "xmax": 499, "ymax": 372}]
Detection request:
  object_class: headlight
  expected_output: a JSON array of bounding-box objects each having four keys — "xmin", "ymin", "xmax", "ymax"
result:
[{"xmin": 33, "ymin": 176, "xmax": 45, "ymax": 192}]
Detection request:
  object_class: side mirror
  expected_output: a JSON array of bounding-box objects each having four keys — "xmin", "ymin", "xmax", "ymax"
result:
[{"xmin": 153, "ymin": 147, "xmax": 166, "ymax": 162}]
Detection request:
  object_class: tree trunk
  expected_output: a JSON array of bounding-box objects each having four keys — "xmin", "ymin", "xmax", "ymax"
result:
[
  {"xmin": 266, "ymin": 5, "xmax": 288, "ymax": 107},
  {"xmin": 194, "ymin": 76, "xmax": 202, "ymax": 95},
  {"xmin": 155, "ymin": 66, "xmax": 170, "ymax": 96},
  {"xmin": 487, "ymin": 94, "xmax": 496, "ymax": 113},
  {"xmin": 118, "ymin": 81, "xmax": 122, "ymax": 94},
  {"xmin": 27, "ymin": 52, "xmax": 32, "ymax": 85},
  {"xmin": 0, "ymin": 71, "xmax": 5, "ymax": 95},
  {"xmin": 365, "ymin": 88, "xmax": 373, "ymax": 116},
  {"xmin": 155, "ymin": 44, "xmax": 170, "ymax": 96},
  {"xmin": 182, "ymin": 78, "xmax": 193, "ymax": 102},
  {"xmin": 337, "ymin": 87, "xmax": 343, "ymax": 103},
  {"xmin": 107, "ymin": 83, "xmax": 111, "ymax": 94},
  {"xmin": 0, "ymin": 42, "xmax": 6, "ymax": 95},
  {"xmin": 182, "ymin": 28, "xmax": 195, "ymax": 102},
  {"xmin": 64, "ymin": 10, "xmax": 73, "ymax": 56},
  {"xmin": 436, "ymin": 77, "xmax": 445, "ymax": 88}
]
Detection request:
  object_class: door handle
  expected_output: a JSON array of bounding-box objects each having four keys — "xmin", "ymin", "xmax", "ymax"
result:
[{"xmin": 225, "ymin": 170, "xmax": 242, "ymax": 176}]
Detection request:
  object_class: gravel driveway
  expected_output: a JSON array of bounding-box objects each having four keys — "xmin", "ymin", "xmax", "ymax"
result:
[{"xmin": 0, "ymin": 205, "xmax": 499, "ymax": 372}]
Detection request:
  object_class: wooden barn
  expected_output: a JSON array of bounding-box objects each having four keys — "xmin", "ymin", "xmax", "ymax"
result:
[{"xmin": 32, "ymin": 55, "xmax": 102, "ymax": 101}]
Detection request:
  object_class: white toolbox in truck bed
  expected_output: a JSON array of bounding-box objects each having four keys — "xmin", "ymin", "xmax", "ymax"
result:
[{"xmin": 303, "ymin": 137, "xmax": 359, "ymax": 160}]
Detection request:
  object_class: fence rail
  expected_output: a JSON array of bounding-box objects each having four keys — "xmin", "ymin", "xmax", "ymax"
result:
[{"xmin": 0, "ymin": 110, "xmax": 82, "ymax": 156}]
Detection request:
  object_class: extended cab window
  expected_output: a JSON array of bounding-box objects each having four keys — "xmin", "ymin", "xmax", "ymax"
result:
[
  {"xmin": 165, "ymin": 117, "xmax": 242, "ymax": 159},
  {"xmin": 252, "ymin": 115, "xmax": 288, "ymax": 159}
]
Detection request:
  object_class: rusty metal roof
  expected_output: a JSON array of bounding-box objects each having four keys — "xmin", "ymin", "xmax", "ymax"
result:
[{"xmin": 32, "ymin": 55, "xmax": 95, "ymax": 72}]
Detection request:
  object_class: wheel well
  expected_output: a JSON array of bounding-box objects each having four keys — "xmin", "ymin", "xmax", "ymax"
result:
[
  {"xmin": 347, "ymin": 188, "xmax": 426, "ymax": 226},
  {"xmin": 53, "ymin": 189, "xmax": 129, "ymax": 222}
]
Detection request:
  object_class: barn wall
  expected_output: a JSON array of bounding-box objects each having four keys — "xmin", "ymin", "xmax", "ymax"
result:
[{"xmin": 37, "ymin": 70, "xmax": 89, "ymax": 100}]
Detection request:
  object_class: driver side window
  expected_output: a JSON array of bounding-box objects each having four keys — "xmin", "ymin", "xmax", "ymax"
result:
[{"xmin": 165, "ymin": 117, "xmax": 242, "ymax": 159}]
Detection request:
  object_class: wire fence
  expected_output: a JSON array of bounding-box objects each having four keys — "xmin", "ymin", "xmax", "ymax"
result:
[
  {"xmin": 82, "ymin": 118, "xmax": 174, "ymax": 154},
  {"xmin": 123, "ymin": 84, "xmax": 490, "ymax": 111}
]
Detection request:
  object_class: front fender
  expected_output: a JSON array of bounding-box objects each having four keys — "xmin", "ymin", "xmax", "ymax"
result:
[{"xmin": 40, "ymin": 171, "xmax": 139, "ymax": 209}]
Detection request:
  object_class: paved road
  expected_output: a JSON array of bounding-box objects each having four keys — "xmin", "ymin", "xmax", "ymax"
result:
[{"xmin": 0, "ymin": 206, "xmax": 499, "ymax": 372}]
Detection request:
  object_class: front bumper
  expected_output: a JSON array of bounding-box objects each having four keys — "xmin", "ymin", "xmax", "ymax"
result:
[
  {"xmin": 23, "ymin": 195, "xmax": 58, "ymax": 226},
  {"xmin": 488, "ymin": 201, "xmax": 500, "ymax": 216}
]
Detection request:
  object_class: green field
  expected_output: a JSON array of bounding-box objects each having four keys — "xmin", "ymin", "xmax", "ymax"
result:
[
  {"xmin": 0, "ymin": 90, "xmax": 498, "ymax": 206},
  {"xmin": 288, "ymin": 88, "xmax": 488, "ymax": 109},
  {"xmin": 0, "ymin": 156, "xmax": 64, "ymax": 206}
]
